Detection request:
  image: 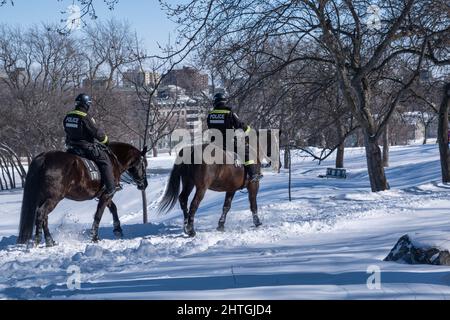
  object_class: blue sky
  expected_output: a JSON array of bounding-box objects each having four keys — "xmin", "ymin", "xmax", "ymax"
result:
[{"xmin": 0, "ymin": 0, "xmax": 178, "ymax": 54}]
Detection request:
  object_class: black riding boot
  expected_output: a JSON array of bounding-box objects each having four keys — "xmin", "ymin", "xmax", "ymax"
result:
[
  {"xmin": 96, "ymin": 157, "xmax": 116, "ymax": 197},
  {"xmin": 246, "ymin": 164, "xmax": 262, "ymax": 183},
  {"xmin": 102, "ymin": 165, "xmax": 116, "ymax": 197}
]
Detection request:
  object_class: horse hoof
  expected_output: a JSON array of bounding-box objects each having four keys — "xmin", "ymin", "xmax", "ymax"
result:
[
  {"xmin": 185, "ymin": 227, "xmax": 196, "ymax": 237},
  {"xmin": 188, "ymin": 230, "xmax": 196, "ymax": 237},
  {"xmin": 217, "ymin": 225, "xmax": 225, "ymax": 232},
  {"xmin": 114, "ymin": 230, "xmax": 124, "ymax": 239},
  {"xmin": 45, "ymin": 240, "xmax": 57, "ymax": 247},
  {"xmin": 255, "ymin": 222, "xmax": 262, "ymax": 228}
]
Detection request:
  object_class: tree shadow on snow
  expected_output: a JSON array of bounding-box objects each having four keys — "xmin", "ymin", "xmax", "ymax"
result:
[
  {"xmin": 95, "ymin": 222, "xmax": 182, "ymax": 240},
  {"xmin": 0, "ymin": 223, "xmax": 183, "ymax": 251},
  {"xmin": 3, "ymin": 269, "xmax": 450, "ymax": 299}
]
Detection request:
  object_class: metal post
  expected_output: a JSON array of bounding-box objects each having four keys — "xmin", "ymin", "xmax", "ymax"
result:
[
  {"xmin": 288, "ymin": 145, "xmax": 292, "ymax": 202},
  {"xmin": 142, "ymin": 189, "xmax": 148, "ymax": 224}
]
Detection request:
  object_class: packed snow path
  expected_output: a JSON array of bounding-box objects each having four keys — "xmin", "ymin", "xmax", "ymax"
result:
[{"xmin": 1, "ymin": 144, "xmax": 450, "ymax": 299}]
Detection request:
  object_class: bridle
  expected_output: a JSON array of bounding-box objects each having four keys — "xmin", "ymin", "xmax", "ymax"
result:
[
  {"xmin": 121, "ymin": 147, "xmax": 148, "ymax": 189},
  {"xmin": 133, "ymin": 154, "xmax": 147, "ymax": 189}
]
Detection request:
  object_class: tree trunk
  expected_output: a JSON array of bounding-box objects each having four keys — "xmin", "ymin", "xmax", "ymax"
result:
[
  {"xmin": 423, "ymin": 123, "xmax": 429, "ymax": 145},
  {"xmin": 382, "ymin": 124, "xmax": 389, "ymax": 168},
  {"xmin": 284, "ymin": 146, "xmax": 290, "ymax": 169},
  {"xmin": 320, "ymin": 132, "xmax": 326, "ymax": 148},
  {"xmin": 278, "ymin": 151, "xmax": 281, "ymax": 173},
  {"xmin": 9, "ymin": 157, "xmax": 16, "ymax": 188},
  {"xmin": 364, "ymin": 133, "xmax": 390, "ymax": 192},
  {"xmin": 437, "ymin": 83, "xmax": 450, "ymax": 183},
  {"xmin": 0, "ymin": 165, "xmax": 8, "ymax": 190},
  {"xmin": 152, "ymin": 146, "xmax": 158, "ymax": 158},
  {"xmin": 335, "ymin": 122, "xmax": 345, "ymax": 168}
]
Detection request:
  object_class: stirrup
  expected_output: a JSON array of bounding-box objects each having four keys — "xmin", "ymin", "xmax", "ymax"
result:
[
  {"xmin": 248, "ymin": 174, "xmax": 263, "ymax": 183},
  {"xmin": 101, "ymin": 185, "xmax": 122, "ymax": 197}
]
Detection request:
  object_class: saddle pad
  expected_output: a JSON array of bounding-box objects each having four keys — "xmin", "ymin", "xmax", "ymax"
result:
[{"xmin": 81, "ymin": 158, "xmax": 101, "ymax": 181}]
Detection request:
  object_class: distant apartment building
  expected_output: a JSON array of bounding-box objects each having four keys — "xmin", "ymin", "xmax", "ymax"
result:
[
  {"xmin": 122, "ymin": 68, "xmax": 160, "ymax": 89},
  {"xmin": 156, "ymin": 89, "xmax": 205, "ymax": 150},
  {"xmin": 158, "ymin": 85, "xmax": 187, "ymax": 100},
  {"xmin": 82, "ymin": 77, "xmax": 112, "ymax": 90},
  {"xmin": 162, "ymin": 66, "xmax": 209, "ymax": 96}
]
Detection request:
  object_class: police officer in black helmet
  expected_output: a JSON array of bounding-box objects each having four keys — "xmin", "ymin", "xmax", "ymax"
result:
[
  {"xmin": 207, "ymin": 93, "xmax": 262, "ymax": 182},
  {"xmin": 63, "ymin": 93, "xmax": 117, "ymax": 197}
]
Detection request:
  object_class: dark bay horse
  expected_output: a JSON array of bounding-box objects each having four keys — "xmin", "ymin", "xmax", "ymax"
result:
[
  {"xmin": 17, "ymin": 142, "xmax": 148, "ymax": 246},
  {"xmin": 158, "ymin": 143, "xmax": 267, "ymax": 237}
]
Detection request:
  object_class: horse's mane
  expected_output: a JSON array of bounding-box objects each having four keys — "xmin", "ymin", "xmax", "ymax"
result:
[{"xmin": 109, "ymin": 141, "xmax": 139, "ymax": 151}]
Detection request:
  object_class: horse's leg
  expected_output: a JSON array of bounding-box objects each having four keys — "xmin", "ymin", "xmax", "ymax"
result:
[
  {"xmin": 91, "ymin": 197, "xmax": 109, "ymax": 242},
  {"xmin": 107, "ymin": 201, "xmax": 123, "ymax": 239},
  {"xmin": 217, "ymin": 191, "xmax": 236, "ymax": 232},
  {"xmin": 248, "ymin": 182, "xmax": 262, "ymax": 227},
  {"xmin": 185, "ymin": 187, "xmax": 206, "ymax": 237},
  {"xmin": 34, "ymin": 211, "xmax": 43, "ymax": 247},
  {"xmin": 179, "ymin": 178, "xmax": 194, "ymax": 230},
  {"xmin": 35, "ymin": 199, "xmax": 59, "ymax": 247}
]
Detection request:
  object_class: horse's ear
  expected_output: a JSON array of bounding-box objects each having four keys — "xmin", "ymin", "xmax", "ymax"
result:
[{"xmin": 141, "ymin": 146, "xmax": 148, "ymax": 156}]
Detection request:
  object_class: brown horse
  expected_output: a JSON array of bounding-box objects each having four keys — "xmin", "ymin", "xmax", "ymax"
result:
[
  {"xmin": 17, "ymin": 142, "xmax": 148, "ymax": 246},
  {"xmin": 158, "ymin": 142, "xmax": 267, "ymax": 237}
]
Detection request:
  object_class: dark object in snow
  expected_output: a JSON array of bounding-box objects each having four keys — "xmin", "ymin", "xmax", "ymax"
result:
[
  {"xmin": 384, "ymin": 234, "xmax": 450, "ymax": 266},
  {"xmin": 318, "ymin": 168, "xmax": 347, "ymax": 179}
]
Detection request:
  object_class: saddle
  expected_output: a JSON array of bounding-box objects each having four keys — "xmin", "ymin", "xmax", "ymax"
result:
[
  {"xmin": 66, "ymin": 148, "xmax": 101, "ymax": 181},
  {"xmin": 80, "ymin": 158, "xmax": 101, "ymax": 181}
]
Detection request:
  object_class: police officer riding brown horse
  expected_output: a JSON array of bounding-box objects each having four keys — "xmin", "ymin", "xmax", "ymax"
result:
[
  {"xmin": 17, "ymin": 94, "xmax": 148, "ymax": 246},
  {"xmin": 158, "ymin": 93, "xmax": 268, "ymax": 236},
  {"xmin": 207, "ymin": 93, "xmax": 262, "ymax": 183},
  {"xmin": 64, "ymin": 94, "xmax": 119, "ymax": 198}
]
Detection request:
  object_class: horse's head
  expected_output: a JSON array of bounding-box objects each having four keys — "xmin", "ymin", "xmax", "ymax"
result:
[
  {"xmin": 107, "ymin": 142, "xmax": 149, "ymax": 190},
  {"xmin": 127, "ymin": 146, "xmax": 148, "ymax": 190}
]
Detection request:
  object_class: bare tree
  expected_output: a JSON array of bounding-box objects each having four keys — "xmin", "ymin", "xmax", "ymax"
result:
[
  {"xmin": 0, "ymin": 24, "xmax": 83, "ymax": 158},
  {"xmin": 163, "ymin": 0, "xmax": 449, "ymax": 191}
]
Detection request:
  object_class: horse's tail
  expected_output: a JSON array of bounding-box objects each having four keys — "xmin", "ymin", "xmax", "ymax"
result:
[
  {"xmin": 158, "ymin": 163, "xmax": 185, "ymax": 214},
  {"xmin": 17, "ymin": 155, "xmax": 45, "ymax": 244}
]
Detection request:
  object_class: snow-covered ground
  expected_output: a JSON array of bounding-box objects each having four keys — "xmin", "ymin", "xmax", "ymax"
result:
[{"xmin": 1, "ymin": 143, "xmax": 450, "ymax": 299}]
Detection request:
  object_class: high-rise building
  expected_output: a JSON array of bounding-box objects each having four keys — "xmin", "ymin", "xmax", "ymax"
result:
[
  {"xmin": 155, "ymin": 96, "xmax": 206, "ymax": 151},
  {"xmin": 162, "ymin": 66, "xmax": 208, "ymax": 95},
  {"xmin": 122, "ymin": 69, "xmax": 160, "ymax": 88}
]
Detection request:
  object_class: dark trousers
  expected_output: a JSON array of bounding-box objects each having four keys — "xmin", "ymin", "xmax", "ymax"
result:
[{"xmin": 69, "ymin": 144, "xmax": 115, "ymax": 191}]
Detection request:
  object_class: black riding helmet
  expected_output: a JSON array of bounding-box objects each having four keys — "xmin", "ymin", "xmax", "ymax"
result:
[
  {"xmin": 213, "ymin": 93, "xmax": 227, "ymax": 108},
  {"xmin": 75, "ymin": 93, "xmax": 92, "ymax": 111}
]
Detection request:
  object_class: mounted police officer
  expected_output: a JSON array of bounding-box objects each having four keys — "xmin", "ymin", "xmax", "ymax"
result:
[
  {"xmin": 63, "ymin": 93, "xmax": 117, "ymax": 197},
  {"xmin": 206, "ymin": 93, "xmax": 261, "ymax": 182}
]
